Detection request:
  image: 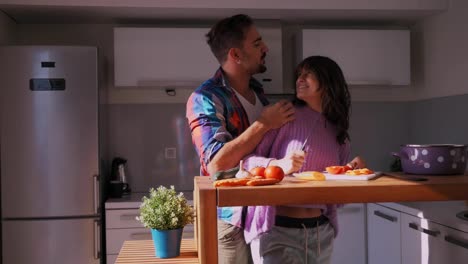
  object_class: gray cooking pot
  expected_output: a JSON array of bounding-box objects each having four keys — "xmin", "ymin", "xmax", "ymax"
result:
[{"xmin": 392, "ymin": 144, "xmax": 467, "ymax": 175}]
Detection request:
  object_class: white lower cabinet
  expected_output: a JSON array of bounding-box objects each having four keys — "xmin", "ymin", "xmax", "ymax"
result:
[
  {"xmin": 331, "ymin": 203, "xmax": 366, "ymax": 264},
  {"xmin": 367, "ymin": 203, "xmax": 402, "ymax": 264},
  {"xmin": 105, "ymin": 207, "xmax": 194, "ymax": 264},
  {"xmin": 440, "ymin": 224, "xmax": 468, "ymax": 263},
  {"xmin": 402, "ymin": 213, "xmax": 468, "ymax": 264},
  {"xmin": 368, "ymin": 203, "xmax": 468, "ymax": 264},
  {"xmin": 105, "ymin": 208, "xmax": 147, "ymax": 263}
]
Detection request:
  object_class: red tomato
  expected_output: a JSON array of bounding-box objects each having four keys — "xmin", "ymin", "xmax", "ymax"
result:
[
  {"xmin": 326, "ymin": 166, "xmax": 345, "ymax": 174},
  {"xmin": 264, "ymin": 166, "xmax": 285, "ymax": 181},
  {"xmin": 250, "ymin": 167, "xmax": 266, "ymax": 178}
]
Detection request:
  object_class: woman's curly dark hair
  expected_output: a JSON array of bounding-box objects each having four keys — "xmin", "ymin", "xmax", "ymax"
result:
[{"xmin": 293, "ymin": 56, "xmax": 351, "ymax": 145}]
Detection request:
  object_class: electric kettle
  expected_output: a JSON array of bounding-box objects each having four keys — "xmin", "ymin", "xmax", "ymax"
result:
[{"xmin": 111, "ymin": 157, "xmax": 131, "ymax": 194}]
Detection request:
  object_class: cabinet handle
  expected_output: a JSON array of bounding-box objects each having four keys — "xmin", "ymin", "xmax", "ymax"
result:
[
  {"xmin": 445, "ymin": 235, "xmax": 468, "ymax": 249},
  {"xmin": 120, "ymin": 214, "xmax": 140, "ymax": 221},
  {"xmin": 374, "ymin": 210, "xmax": 397, "ymax": 222},
  {"xmin": 94, "ymin": 219, "xmax": 101, "ymax": 259},
  {"xmin": 422, "ymin": 228, "xmax": 440, "ymax": 237},
  {"xmin": 93, "ymin": 174, "xmax": 100, "ymax": 214},
  {"xmin": 409, "ymin": 222, "xmax": 419, "ymax": 230},
  {"xmin": 349, "ymin": 80, "xmax": 392, "ymax": 85},
  {"xmin": 130, "ymin": 232, "xmax": 152, "ymax": 240},
  {"xmin": 408, "ymin": 223, "xmax": 440, "ymax": 237}
]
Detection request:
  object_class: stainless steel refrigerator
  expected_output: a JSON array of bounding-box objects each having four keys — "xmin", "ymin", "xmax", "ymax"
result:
[{"xmin": 0, "ymin": 46, "xmax": 101, "ymax": 264}]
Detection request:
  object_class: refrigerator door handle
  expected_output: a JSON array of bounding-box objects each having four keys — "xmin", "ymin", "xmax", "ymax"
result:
[
  {"xmin": 94, "ymin": 219, "xmax": 101, "ymax": 259},
  {"xmin": 93, "ymin": 174, "xmax": 100, "ymax": 214}
]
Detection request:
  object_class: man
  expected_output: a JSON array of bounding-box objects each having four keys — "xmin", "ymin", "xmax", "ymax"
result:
[{"xmin": 186, "ymin": 14, "xmax": 295, "ymax": 264}]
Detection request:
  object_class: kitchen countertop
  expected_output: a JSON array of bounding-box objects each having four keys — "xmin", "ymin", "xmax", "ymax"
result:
[
  {"xmin": 194, "ymin": 174, "xmax": 468, "ymax": 263},
  {"xmin": 105, "ymin": 193, "xmax": 146, "ymax": 209},
  {"xmin": 104, "ymin": 177, "xmax": 467, "ymax": 231},
  {"xmin": 105, "ymin": 191, "xmax": 194, "ymax": 209}
]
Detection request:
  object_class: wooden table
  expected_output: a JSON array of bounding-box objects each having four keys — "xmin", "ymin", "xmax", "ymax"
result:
[
  {"xmin": 115, "ymin": 239, "xmax": 198, "ymax": 263},
  {"xmin": 193, "ymin": 173, "xmax": 468, "ymax": 264}
]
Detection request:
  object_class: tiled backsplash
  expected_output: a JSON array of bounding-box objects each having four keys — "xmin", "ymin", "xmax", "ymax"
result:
[
  {"xmin": 107, "ymin": 103, "xmax": 199, "ymax": 193},
  {"xmin": 104, "ymin": 94, "xmax": 468, "ymax": 193}
]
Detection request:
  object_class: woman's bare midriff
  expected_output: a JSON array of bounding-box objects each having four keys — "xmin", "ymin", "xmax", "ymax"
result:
[{"xmin": 276, "ymin": 206, "xmax": 322, "ymax": 218}]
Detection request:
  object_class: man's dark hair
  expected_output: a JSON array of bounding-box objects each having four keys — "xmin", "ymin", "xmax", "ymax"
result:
[{"xmin": 206, "ymin": 14, "xmax": 254, "ymax": 63}]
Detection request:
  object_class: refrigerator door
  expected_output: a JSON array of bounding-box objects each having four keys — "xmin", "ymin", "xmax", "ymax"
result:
[
  {"xmin": 0, "ymin": 46, "xmax": 99, "ymax": 218},
  {"xmin": 2, "ymin": 218, "xmax": 100, "ymax": 264}
]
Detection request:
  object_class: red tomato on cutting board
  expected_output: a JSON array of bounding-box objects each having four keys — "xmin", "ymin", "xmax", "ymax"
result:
[{"xmin": 325, "ymin": 165, "xmax": 353, "ymax": 174}]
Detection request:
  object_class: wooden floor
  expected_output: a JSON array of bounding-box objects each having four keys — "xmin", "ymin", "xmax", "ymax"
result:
[{"xmin": 116, "ymin": 239, "xmax": 198, "ymax": 263}]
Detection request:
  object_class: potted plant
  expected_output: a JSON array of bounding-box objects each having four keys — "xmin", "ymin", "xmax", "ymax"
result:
[{"xmin": 137, "ymin": 186, "xmax": 194, "ymax": 258}]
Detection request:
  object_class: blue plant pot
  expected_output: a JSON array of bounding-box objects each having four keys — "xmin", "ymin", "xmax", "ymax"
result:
[{"xmin": 151, "ymin": 228, "xmax": 183, "ymax": 258}]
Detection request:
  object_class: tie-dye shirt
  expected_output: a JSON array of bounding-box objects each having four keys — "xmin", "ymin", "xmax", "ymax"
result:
[{"xmin": 186, "ymin": 67, "xmax": 269, "ymax": 226}]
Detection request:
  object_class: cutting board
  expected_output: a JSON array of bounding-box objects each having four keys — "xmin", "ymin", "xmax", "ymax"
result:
[
  {"xmin": 292, "ymin": 171, "xmax": 382, "ymax": 181},
  {"xmin": 324, "ymin": 171, "xmax": 382, "ymax": 181}
]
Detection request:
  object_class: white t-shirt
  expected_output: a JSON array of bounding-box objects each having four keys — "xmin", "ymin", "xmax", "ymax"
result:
[{"xmin": 233, "ymin": 89, "xmax": 264, "ymax": 124}]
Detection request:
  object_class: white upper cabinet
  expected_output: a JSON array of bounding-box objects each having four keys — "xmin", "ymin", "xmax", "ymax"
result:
[
  {"xmin": 255, "ymin": 27, "xmax": 283, "ymax": 94},
  {"xmin": 114, "ymin": 27, "xmax": 283, "ymax": 93},
  {"xmin": 297, "ymin": 29, "xmax": 410, "ymax": 85},
  {"xmin": 114, "ymin": 27, "xmax": 217, "ymax": 88}
]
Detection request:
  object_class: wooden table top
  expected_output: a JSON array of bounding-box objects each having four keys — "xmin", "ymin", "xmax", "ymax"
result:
[
  {"xmin": 196, "ymin": 173, "xmax": 468, "ymax": 207},
  {"xmin": 115, "ymin": 239, "xmax": 198, "ymax": 264}
]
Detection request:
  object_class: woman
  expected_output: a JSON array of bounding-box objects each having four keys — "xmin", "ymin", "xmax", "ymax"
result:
[{"xmin": 243, "ymin": 55, "xmax": 365, "ymax": 264}]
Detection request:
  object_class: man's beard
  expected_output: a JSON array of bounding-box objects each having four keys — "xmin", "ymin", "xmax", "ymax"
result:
[
  {"xmin": 258, "ymin": 64, "xmax": 267, "ymax": 73},
  {"xmin": 257, "ymin": 53, "xmax": 267, "ymax": 73}
]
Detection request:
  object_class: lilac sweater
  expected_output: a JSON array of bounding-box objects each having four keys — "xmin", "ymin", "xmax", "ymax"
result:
[{"xmin": 243, "ymin": 105, "xmax": 350, "ymax": 243}]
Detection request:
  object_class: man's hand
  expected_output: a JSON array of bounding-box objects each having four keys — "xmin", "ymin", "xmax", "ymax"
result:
[
  {"xmin": 258, "ymin": 100, "xmax": 295, "ymax": 130},
  {"xmin": 270, "ymin": 150, "xmax": 306, "ymax": 175}
]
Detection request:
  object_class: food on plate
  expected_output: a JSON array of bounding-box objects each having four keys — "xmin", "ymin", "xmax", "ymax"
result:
[
  {"xmin": 345, "ymin": 168, "xmax": 374, "ymax": 175},
  {"xmin": 213, "ymin": 176, "xmax": 280, "ymax": 187},
  {"xmin": 264, "ymin": 166, "xmax": 285, "ymax": 181},
  {"xmin": 294, "ymin": 171, "xmax": 326, "ymax": 181},
  {"xmin": 325, "ymin": 165, "xmax": 352, "ymax": 174},
  {"xmin": 246, "ymin": 178, "xmax": 280, "ymax": 186},
  {"xmin": 213, "ymin": 178, "xmax": 251, "ymax": 187},
  {"xmin": 250, "ymin": 166, "xmax": 266, "ymax": 178}
]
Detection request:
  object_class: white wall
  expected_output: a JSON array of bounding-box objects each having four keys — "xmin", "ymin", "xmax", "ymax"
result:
[
  {"xmin": 412, "ymin": 0, "xmax": 468, "ymax": 99},
  {"xmin": 0, "ymin": 11, "xmax": 15, "ymax": 44}
]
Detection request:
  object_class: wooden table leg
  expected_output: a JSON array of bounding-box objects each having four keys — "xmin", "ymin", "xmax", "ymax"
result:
[
  {"xmin": 195, "ymin": 177, "xmax": 218, "ymax": 264},
  {"xmin": 193, "ymin": 184, "xmax": 198, "ymax": 252}
]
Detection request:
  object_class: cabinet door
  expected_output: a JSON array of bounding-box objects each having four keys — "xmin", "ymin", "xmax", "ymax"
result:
[
  {"xmin": 440, "ymin": 224, "xmax": 468, "ymax": 264},
  {"xmin": 401, "ymin": 213, "xmax": 438, "ymax": 264},
  {"xmin": 106, "ymin": 228, "xmax": 151, "ymax": 254},
  {"xmin": 106, "ymin": 254, "xmax": 117, "ymax": 264},
  {"xmin": 106, "ymin": 209, "xmax": 144, "ymax": 229},
  {"xmin": 256, "ymin": 27, "xmax": 283, "ymax": 94},
  {"xmin": 402, "ymin": 213, "xmax": 468, "ymax": 264},
  {"xmin": 114, "ymin": 27, "xmax": 217, "ymax": 87},
  {"xmin": 114, "ymin": 27, "xmax": 283, "ymax": 93},
  {"xmin": 367, "ymin": 203, "xmax": 401, "ymax": 264},
  {"xmin": 331, "ymin": 203, "xmax": 366, "ymax": 264},
  {"xmin": 299, "ymin": 29, "xmax": 410, "ymax": 85}
]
